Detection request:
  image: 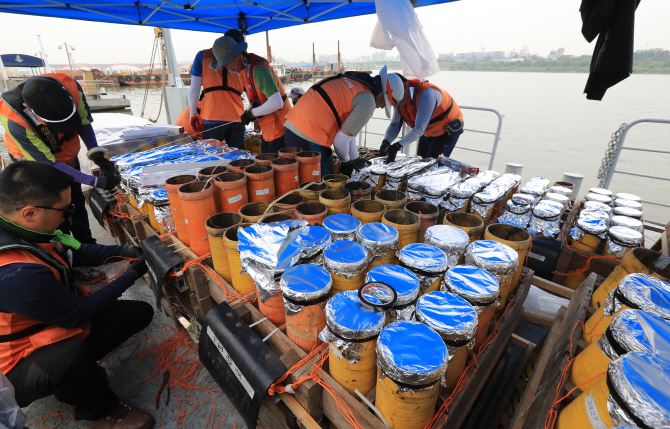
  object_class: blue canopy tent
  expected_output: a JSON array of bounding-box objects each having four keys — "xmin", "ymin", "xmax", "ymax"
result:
[{"xmin": 0, "ymin": 0, "xmax": 457, "ymax": 35}]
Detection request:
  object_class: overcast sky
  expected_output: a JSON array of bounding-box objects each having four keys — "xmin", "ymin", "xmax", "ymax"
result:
[{"xmin": 2, "ymin": 0, "xmax": 669, "ymax": 65}]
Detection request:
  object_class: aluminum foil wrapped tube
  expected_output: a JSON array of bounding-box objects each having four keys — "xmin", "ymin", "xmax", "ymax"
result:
[
  {"xmin": 376, "ymin": 321, "xmax": 448, "ymax": 391},
  {"xmin": 605, "ymin": 226, "xmax": 643, "ymax": 255},
  {"xmin": 597, "ymin": 309, "xmax": 670, "ymax": 361},
  {"xmin": 323, "ymin": 214, "xmax": 361, "ymax": 242},
  {"xmin": 602, "ymin": 273, "xmax": 670, "ymax": 318},
  {"xmin": 319, "ymin": 290, "xmax": 385, "ymax": 364},
  {"xmin": 323, "ymin": 240, "xmax": 369, "ymax": 280},
  {"xmin": 424, "ymin": 225, "xmax": 470, "ymax": 269},
  {"xmin": 399, "ymin": 243, "xmax": 449, "ymax": 293},
  {"xmin": 356, "ymin": 223, "xmax": 399, "ymax": 265},
  {"xmin": 527, "ymin": 202, "xmax": 562, "ymax": 237},
  {"xmin": 366, "ymin": 265, "xmax": 420, "ymax": 323},
  {"xmin": 406, "ymin": 168, "xmax": 462, "ymax": 202},
  {"xmin": 238, "ymin": 222, "xmax": 330, "ymax": 303},
  {"xmin": 383, "ymin": 159, "xmax": 438, "ymax": 191}
]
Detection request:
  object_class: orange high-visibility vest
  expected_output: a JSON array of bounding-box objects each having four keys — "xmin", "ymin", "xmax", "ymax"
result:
[
  {"xmin": 0, "ymin": 242, "xmax": 91, "ymax": 374},
  {"xmin": 245, "ymin": 53, "xmax": 291, "ymax": 141},
  {"xmin": 200, "ymin": 49, "xmax": 245, "ymax": 122},
  {"xmin": 399, "ymin": 81, "xmax": 463, "ymax": 138},
  {"xmin": 0, "ymin": 73, "xmax": 83, "ymax": 164},
  {"xmin": 284, "ymin": 76, "xmax": 373, "ymax": 147},
  {"xmin": 175, "ymin": 102, "xmax": 204, "ymax": 137}
]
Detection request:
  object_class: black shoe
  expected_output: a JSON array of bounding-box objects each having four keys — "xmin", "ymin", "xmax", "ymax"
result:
[{"xmin": 73, "ymin": 267, "xmax": 106, "ymax": 284}]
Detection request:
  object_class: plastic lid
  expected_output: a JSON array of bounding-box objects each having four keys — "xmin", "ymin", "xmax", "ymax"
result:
[
  {"xmin": 366, "ymin": 265, "xmax": 420, "ymax": 307},
  {"xmin": 377, "ymin": 321, "xmax": 448, "ymax": 385},
  {"xmin": 589, "ymin": 187, "xmax": 613, "ymax": 197},
  {"xmin": 424, "ymin": 225, "xmax": 470, "ymax": 254},
  {"xmin": 323, "ymin": 240, "xmax": 368, "ymax": 270},
  {"xmin": 323, "ymin": 214, "xmax": 361, "ymax": 234},
  {"xmin": 325, "ymin": 290, "xmax": 385, "ymax": 339},
  {"xmin": 608, "ymin": 226, "xmax": 643, "ymax": 246},
  {"xmin": 615, "ymin": 273, "xmax": 670, "ymax": 319},
  {"xmin": 416, "ymin": 291, "xmax": 478, "ymax": 342},
  {"xmin": 608, "ymin": 352, "xmax": 670, "ymax": 428},
  {"xmin": 611, "ymin": 216, "xmax": 643, "ymax": 232},
  {"xmin": 443, "ymin": 265, "xmax": 500, "ymax": 304},
  {"xmin": 399, "ymin": 243, "xmax": 448, "ymax": 273},
  {"xmin": 609, "ymin": 309, "xmax": 670, "ymax": 356},
  {"xmin": 356, "ymin": 222, "xmax": 399, "ymax": 246},
  {"xmin": 614, "ymin": 199, "xmax": 643, "ymax": 211},
  {"xmin": 613, "ymin": 206, "xmax": 643, "ymax": 219},
  {"xmin": 280, "ymin": 264, "xmax": 332, "ymax": 302},
  {"xmin": 616, "ymin": 193, "xmax": 642, "ymax": 202},
  {"xmin": 465, "ymin": 240, "xmax": 518, "ymax": 273},
  {"xmin": 585, "ymin": 193, "xmax": 613, "ymax": 204}
]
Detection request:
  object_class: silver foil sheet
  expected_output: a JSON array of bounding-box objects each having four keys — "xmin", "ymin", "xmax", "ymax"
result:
[
  {"xmin": 613, "ymin": 206, "xmax": 643, "ymax": 219},
  {"xmin": 356, "ymin": 223, "xmax": 399, "ymax": 264},
  {"xmin": 571, "ymin": 211, "xmax": 610, "ymax": 241},
  {"xmin": 322, "ymin": 241, "xmax": 369, "ymax": 279},
  {"xmin": 376, "ymin": 321, "xmax": 448, "ymax": 391},
  {"xmin": 584, "ymin": 200, "xmax": 613, "ymax": 214},
  {"xmin": 155, "ymin": 204, "xmax": 176, "ymax": 233},
  {"xmin": 527, "ymin": 202, "xmax": 562, "ymax": 237},
  {"xmin": 520, "ymin": 177, "xmax": 550, "ymax": 201},
  {"xmin": 239, "ymin": 222, "xmax": 330, "ymax": 302},
  {"xmin": 407, "ymin": 168, "xmax": 462, "ymax": 199},
  {"xmin": 319, "ymin": 290, "xmax": 385, "ymax": 364},
  {"xmin": 610, "ymin": 216, "xmax": 643, "ymax": 233},
  {"xmin": 585, "ymin": 192, "xmax": 613, "ymax": 205},
  {"xmin": 464, "ymin": 241, "xmax": 518, "ymax": 277},
  {"xmin": 383, "ymin": 159, "xmax": 438, "ymax": 191},
  {"xmin": 616, "ymin": 193, "xmax": 642, "ymax": 203},
  {"xmin": 425, "ymin": 225, "xmax": 469, "ymax": 269},
  {"xmin": 606, "ymin": 352, "xmax": 670, "ymax": 428},
  {"xmin": 543, "ymin": 192, "xmax": 570, "ymax": 209},
  {"xmin": 323, "ymin": 215, "xmax": 361, "ymax": 242},
  {"xmin": 589, "ymin": 187, "xmax": 614, "ymax": 197},
  {"xmin": 498, "ymin": 209, "xmax": 532, "ymax": 229},
  {"xmin": 614, "ymin": 199, "xmax": 643, "ymax": 211},
  {"xmin": 387, "ymin": 304, "xmax": 417, "ymax": 323},
  {"xmin": 549, "ymin": 186, "xmax": 573, "ymax": 197},
  {"xmin": 399, "ymin": 244, "xmax": 449, "ymax": 292},
  {"xmin": 603, "ymin": 274, "xmax": 670, "ymax": 318},
  {"xmin": 606, "ymin": 226, "xmax": 643, "ymax": 255},
  {"xmin": 470, "ymin": 196, "xmax": 501, "ymax": 218},
  {"xmin": 475, "ymin": 170, "xmax": 500, "ymax": 188},
  {"xmin": 596, "ymin": 309, "xmax": 670, "ymax": 360}
]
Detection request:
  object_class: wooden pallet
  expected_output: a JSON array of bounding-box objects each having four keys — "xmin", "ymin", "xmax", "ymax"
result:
[
  {"xmin": 111, "ymin": 196, "xmax": 534, "ymax": 429},
  {"xmin": 507, "ymin": 272, "xmax": 602, "ymax": 429}
]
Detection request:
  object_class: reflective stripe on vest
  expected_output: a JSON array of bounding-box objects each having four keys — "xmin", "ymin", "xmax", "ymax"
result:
[
  {"xmin": 0, "ymin": 74, "xmax": 82, "ymax": 163},
  {"xmin": 200, "ymin": 49, "xmax": 245, "ymax": 122},
  {"xmin": 244, "ymin": 53, "xmax": 291, "ymax": 141},
  {"xmin": 399, "ymin": 82, "xmax": 463, "ymax": 138},
  {"xmin": 0, "ymin": 243, "xmax": 90, "ymax": 374},
  {"xmin": 284, "ymin": 76, "xmax": 373, "ymax": 147}
]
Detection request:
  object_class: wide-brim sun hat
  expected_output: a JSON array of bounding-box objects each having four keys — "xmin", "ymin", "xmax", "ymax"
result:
[{"xmin": 211, "ymin": 35, "xmax": 248, "ymax": 71}]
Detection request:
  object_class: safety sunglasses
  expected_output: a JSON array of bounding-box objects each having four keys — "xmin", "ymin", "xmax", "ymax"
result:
[{"xmin": 16, "ymin": 203, "xmax": 76, "ymax": 215}]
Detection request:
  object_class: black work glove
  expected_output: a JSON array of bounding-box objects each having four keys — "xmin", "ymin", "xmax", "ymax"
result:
[
  {"xmin": 240, "ymin": 109, "xmax": 256, "ymax": 126},
  {"xmin": 95, "ymin": 174, "xmax": 121, "ymax": 191},
  {"xmin": 379, "ymin": 139, "xmax": 391, "ymax": 156},
  {"xmin": 352, "ymin": 157, "xmax": 370, "ymax": 171},
  {"xmin": 123, "ymin": 245, "xmax": 144, "ymax": 259},
  {"xmin": 128, "ymin": 256, "xmax": 148, "ymax": 278},
  {"xmin": 91, "ymin": 153, "xmax": 118, "ymax": 177},
  {"xmin": 385, "ymin": 142, "xmax": 402, "ymax": 164}
]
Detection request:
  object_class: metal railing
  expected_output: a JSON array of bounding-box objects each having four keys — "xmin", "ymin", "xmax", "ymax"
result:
[
  {"xmin": 602, "ymin": 118, "xmax": 670, "ymax": 209},
  {"xmin": 357, "ymin": 105, "xmax": 504, "ymax": 170}
]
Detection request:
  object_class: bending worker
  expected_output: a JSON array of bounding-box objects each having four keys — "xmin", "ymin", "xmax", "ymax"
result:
[
  {"xmin": 379, "ymin": 73, "xmax": 464, "ymax": 162},
  {"xmin": 0, "ymin": 74, "xmax": 120, "ymax": 245},
  {"xmin": 210, "ymin": 31, "xmax": 291, "ymax": 154},
  {"xmin": 282, "ymin": 67, "xmax": 391, "ymax": 177},
  {"xmin": 0, "ymin": 162, "xmax": 154, "ymax": 429},
  {"xmin": 188, "ymin": 30, "xmax": 246, "ymax": 147}
]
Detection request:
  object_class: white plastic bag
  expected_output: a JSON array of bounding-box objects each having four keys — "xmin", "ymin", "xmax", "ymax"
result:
[
  {"xmin": 523, "ymin": 285, "xmax": 570, "ymax": 320},
  {"xmin": 0, "ymin": 372, "xmax": 25, "ymax": 429},
  {"xmin": 371, "ymin": 0, "xmax": 440, "ymax": 79}
]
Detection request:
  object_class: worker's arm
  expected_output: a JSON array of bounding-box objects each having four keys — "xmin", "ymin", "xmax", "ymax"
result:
[
  {"xmin": 250, "ymin": 66, "xmax": 283, "ymax": 117},
  {"xmin": 2, "ymin": 117, "xmax": 98, "ymax": 187},
  {"xmin": 189, "ymin": 51, "xmax": 204, "ymax": 115},
  {"xmin": 71, "ymin": 243, "xmax": 128, "ymax": 268},
  {"xmin": 340, "ymin": 92, "xmax": 376, "ymax": 136},
  {"xmin": 383, "ymin": 107, "xmax": 404, "ymax": 143},
  {"xmin": 396, "ymin": 87, "xmax": 442, "ymax": 147},
  {"xmin": 0, "ymin": 264, "xmax": 141, "ymax": 330}
]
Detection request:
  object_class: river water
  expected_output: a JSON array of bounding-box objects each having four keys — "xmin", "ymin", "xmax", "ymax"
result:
[{"xmin": 116, "ymin": 71, "xmax": 670, "ymax": 223}]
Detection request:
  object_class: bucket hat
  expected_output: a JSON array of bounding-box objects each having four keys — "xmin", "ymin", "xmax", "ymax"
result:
[{"xmin": 211, "ymin": 35, "xmax": 248, "ymax": 71}]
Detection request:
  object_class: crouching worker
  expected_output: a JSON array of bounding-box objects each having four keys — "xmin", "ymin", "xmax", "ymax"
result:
[
  {"xmin": 0, "ymin": 162, "xmax": 155, "ymax": 429},
  {"xmin": 380, "ymin": 73, "xmax": 464, "ymax": 162}
]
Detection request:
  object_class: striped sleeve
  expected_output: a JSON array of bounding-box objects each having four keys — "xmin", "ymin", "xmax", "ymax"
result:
[
  {"xmin": 2, "ymin": 116, "xmax": 56, "ymax": 164},
  {"xmin": 74, "ymin": 80, "xmax": 93, "ymax": 125}
]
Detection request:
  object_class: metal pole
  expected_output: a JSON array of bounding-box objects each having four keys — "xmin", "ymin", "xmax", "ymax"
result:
[
  {"xmin": 65, "ymin": 43, "xmax": 74, "ymax": 78},
  {"xmin": 161, "ymin": 28, "xmax": 180, "ymax": 87},
  {"xmin": 37, "ymin": 35, "xmax": 49, "ymax": 73},
  {"xmin": 0, "ymin": 55, "xmax": 9, "ymax": 92},
  {"xmin": 266, "ymin": 31, "xmax": 272, "ymax": 62}
]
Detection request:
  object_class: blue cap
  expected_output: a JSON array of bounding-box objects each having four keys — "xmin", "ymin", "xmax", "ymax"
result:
[
  {"xmin": 366, "ymin": 265, "xmax": 419, "ymax": 306},
  {"xmin": 443, "ymin": 265, "xmax": 500, "ymax": 305},
  {"xmin": 612, "ymin": 273, "xmax": 670, "ymax": 320},
  {"xmin": 416, "ymin": 291, "xmax": 478, "ymax": 342},
  {"xmin": 323, "ymin": 214, "xmax": 361, "ymax": 234},
  {"xmin": 276, "ymin": 226, "xmax": 332, "ymax": 270},
  {"xmin": 399, "ymin": 243, "xmax": 448, "ymax": 273},
  {"xmin": 356, "ymin": 222, "xmax": 398, "ymax": 246},
  {"xmin": 325, "ymin": 290, "xmax": 385, "ymax": 340},
  {"xmin": 377, "ymin": 321, "xmax": 447, "ymax": 386},
  {"xmin": 280, "ymin": 264, "xmax": 332, "ymax": 302},
  {"xmin": 607, "ymin": 309, "xmax": 670, "ymax": 357}
]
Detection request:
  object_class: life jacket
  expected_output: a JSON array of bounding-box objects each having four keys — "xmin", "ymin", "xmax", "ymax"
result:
[
  {"xmin": 0, "ymin": 73, "xmax": 83, "ymax": 164},
  {"xmin": 200, "ymin": 49, "xmax": 245, "ymax": 122},
  {"xmin": 284, "ymin": 72, "xmax": 380, "ymax": 147},
  {"xmin": 0, "ymin": 229, "xmax": 91, "ymax": 374},
  {"xmin": 175, "ymin": 101, "xmax": 204, "ymax": 137},
  {"xmin": 398, "ymin": 81, "xmax": 463, "ymax": 138},
  {"xmin": 244, "ymin": 53, "xmax": 291, "ymax": 141}
]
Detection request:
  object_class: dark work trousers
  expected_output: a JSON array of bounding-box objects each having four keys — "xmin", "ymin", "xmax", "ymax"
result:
[
  {"xmin": 284, "ymin": 129, "xmax": 335, "ymax": 176},
  {"xmin": 416, "ymin": 128, "xmax": 464, "ymax": 159},
  {"xmin": 261, "ymin": 135, "xmax": 286, "ymax": 154},
  {"xmin": 6, "ymin": 300, "xmax": 154, "ymax": 421},
  {"xmin": 59, "ymin": 158, "xmax": 95, "ymax": 244},
  {"xmin": 203, "ymin": 122, "xmax": 245, "ymax": 150}
]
